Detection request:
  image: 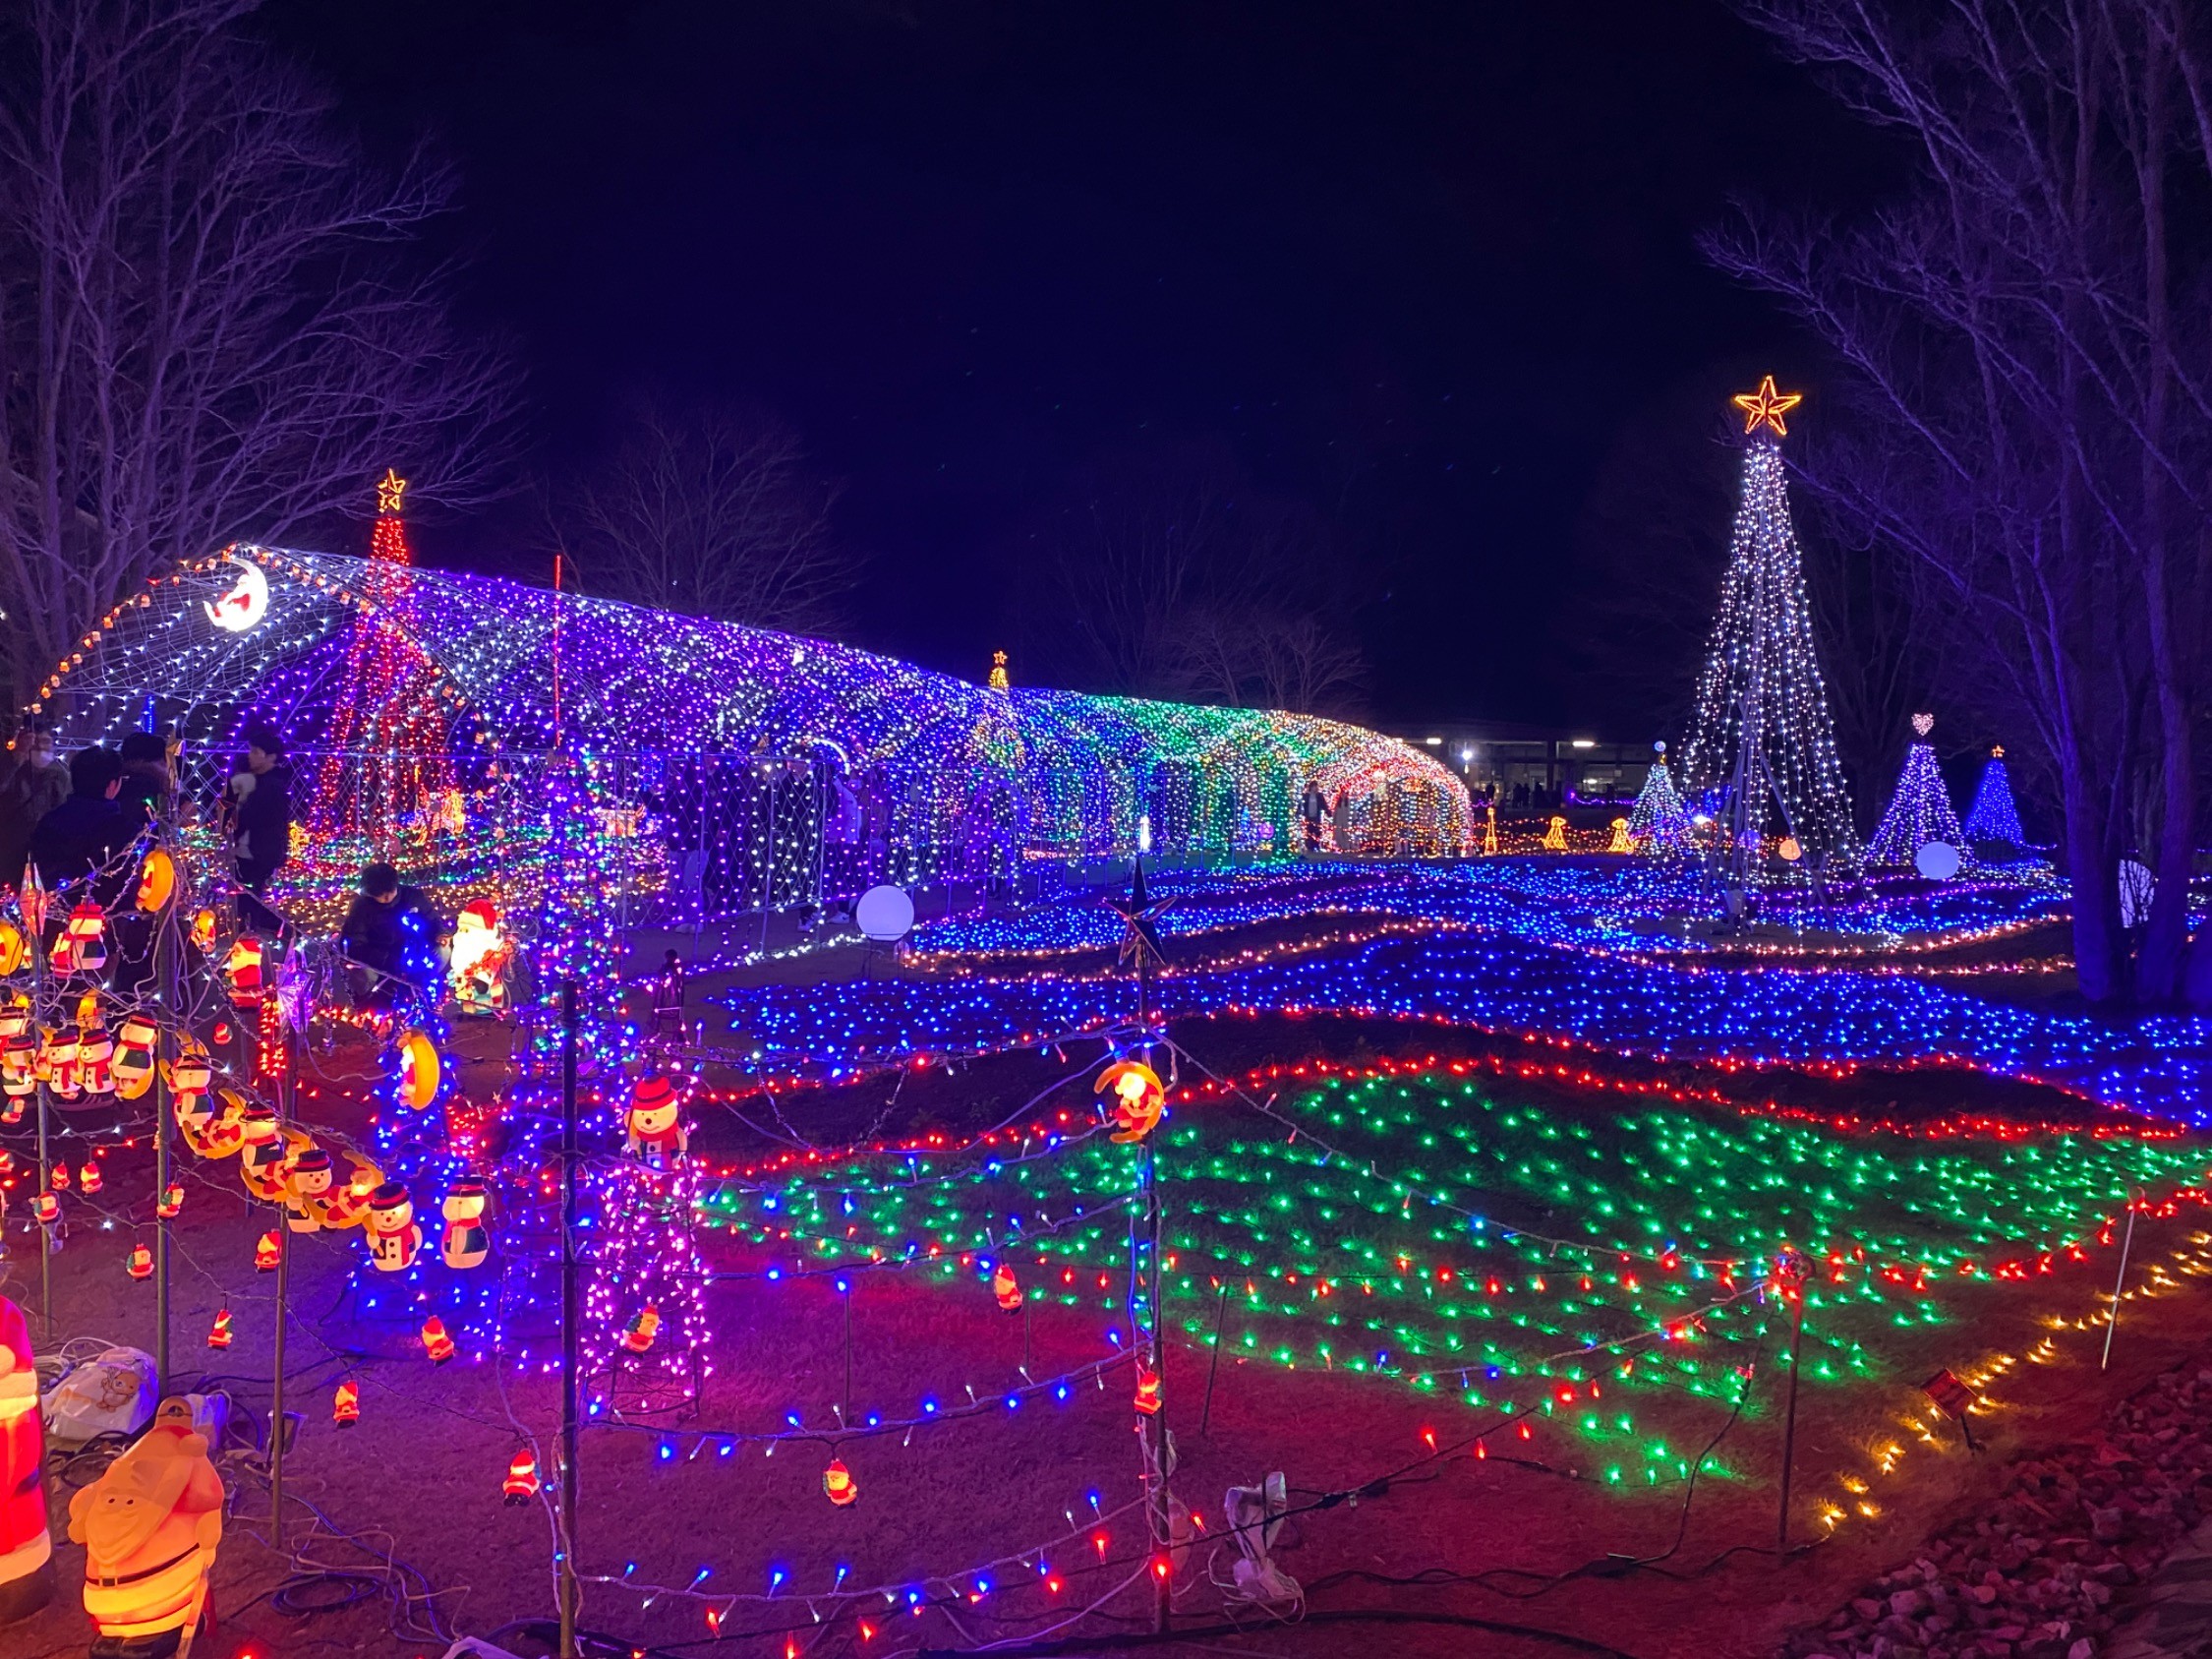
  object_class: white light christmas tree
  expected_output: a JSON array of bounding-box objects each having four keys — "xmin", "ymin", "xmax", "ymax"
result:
[
  {"xmin": 1961, "ymin": 745, "xmax": 2025, "ymax": 849},
  {"xmin": 1624, "ymin": 742, "xmax": 1691, "ymax": 854},
  {"xmin": 1678, "ymin": 379, "xmax": 1860, "ymax": 877},
  {"xmin": 1866, "ymin": 713, "xmax": 1968, "ymax": 870}
]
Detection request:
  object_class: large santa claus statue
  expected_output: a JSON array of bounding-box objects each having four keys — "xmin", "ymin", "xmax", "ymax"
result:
[{"xmin": 0, "ymin": 1292, "xmax": 52, "ymax": 1623}]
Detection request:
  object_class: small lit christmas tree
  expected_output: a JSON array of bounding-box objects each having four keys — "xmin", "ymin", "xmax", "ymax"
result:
[
  {"xmin": 1961, "ymin": 745, "xmax": 2025, "ymax": 849},
  {"xmin": 1866, "ymin": 713, "xmax": 1968, "ymax": 869},
  {"xmin": 1625, "ymin": 742, "xmax": 1691, "ymax": 854},
  {"xmin": 1677, "ymin": 380, "xmax": 1859, "ymax": 876}
]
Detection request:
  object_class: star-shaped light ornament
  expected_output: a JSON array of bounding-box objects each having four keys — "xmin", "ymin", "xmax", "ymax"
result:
[
  {"xmin": 1109, "ymin": 861, "xmax": 1174, "ymax": 975},
  {"xmin": 376, "ymin": 468, "xmax": 408, "ymax": 514},
  {"xmin": 1731, "ymin": 376, "xmax": 1803, "ymax": 438}
]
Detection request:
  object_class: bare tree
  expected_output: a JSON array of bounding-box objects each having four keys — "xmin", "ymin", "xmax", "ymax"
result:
[
  {"xmin": 1172, "ymin": 607, "xmax": 1368, "ymax": 717},
  {"xmin": 1709, "ymin": 0, "xmax": 2212, "ymax": 1006},
  {"xmin": 1020, "ymin": 446, "xmax": 1369, "ymax": 711},
  {"xmin": 553, "ymin": 399, "xmax": 847, "ymax": 635},
  {"xmin": 0, "ymin": 0, "xmax": 518, "ymax": 700}
]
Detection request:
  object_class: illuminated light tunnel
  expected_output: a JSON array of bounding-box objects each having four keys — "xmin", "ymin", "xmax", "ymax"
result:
[{"xmin": 25, "ymin": 545, "xmax": 1470, "ymax": 900}]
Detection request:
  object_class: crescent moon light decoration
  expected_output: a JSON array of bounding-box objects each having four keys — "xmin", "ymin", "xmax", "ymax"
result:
[{"xmin": 203, "ymin": 557, "xmax": 270, "ymax": 633}]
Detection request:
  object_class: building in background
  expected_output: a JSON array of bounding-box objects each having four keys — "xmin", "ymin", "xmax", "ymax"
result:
[{"xmin": 1390, "ymin": 722, "xmax": 1655, "ymax": 807}]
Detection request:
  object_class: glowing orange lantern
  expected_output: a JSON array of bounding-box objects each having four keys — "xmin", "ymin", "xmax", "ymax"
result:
[
  {"xmin": 823, "ymin": 1457, "xmax": 858, "ymax": 1507},
  {"xmin": 189, "ymin": 909, "xmax": 215, "ymax": 953},
  {"xmin": 79, "ymin": 1161, "xmax": 102, "ymax": 1196},
  {"xmin": 991, "ymin": 1263, "xmax": 1022, "ymax": 1312},
  {"xmin": 332, "ymin": 1381, "xmax": 360, "ymax": 1427},
  {"xmin": 1097, "ymin": 1059, "xmax": 1165, "ymax": 1144},
  {"xmin": 135, "ymin": 848, "xmax": 176, "ymax": 913},
  {"xmin": 502, "ymin": 1450, "xmax": 540, "ymax": 1506},
  {"xmin": 394, "ymin": 1030, "xmax": 440, "ymax": 1111},
  {"xmin": 0, "ymin": 920, "xmax": 22, "ymax": 976},
  {"xmin": 253, "ymin": 1231, "xmax": 280, "ymax": 1273},
  {"xmin": 206, "ymin": 1311, "xmax": 233, "ymax": 1349},
  {"xmin": 1777, "ymin": 835, "xmax": 1804, "ymax": 862}
]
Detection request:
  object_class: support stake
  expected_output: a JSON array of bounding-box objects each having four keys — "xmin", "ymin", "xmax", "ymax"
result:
[
  {"xmin": 2101, "ymin": 1194, "xmax": 2141, "ymax": 1372},
  {"xmin": 559, "ymin": 978, "xmax": 582, "ymax": 1659}
]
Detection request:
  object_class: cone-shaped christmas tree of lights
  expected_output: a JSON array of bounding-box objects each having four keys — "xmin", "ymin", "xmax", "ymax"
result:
[
  {"xmin": 1961, "ymin": 745, "xmax": 2025, "ymax": 849},
  {"xmin": 1678, "ymin": 380, "xmax": 1859, "ymax": 876},
  {"xmin": 307, "ymin": 469, "xmax": 459, "ymax": 859},
  {"xmin": 1866, "ymin": 713, "xmax": 1968, "ymax": 869},
  {"xmin": 1625, "ymin": 742, "xmax": 1691, "ymax": 854},
  {"xmin": 587, "ymin": 1139, "xmax": 711, "ymax": 1415}
]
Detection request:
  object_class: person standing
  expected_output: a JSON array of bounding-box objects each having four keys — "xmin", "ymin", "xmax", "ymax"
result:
[
  {"xmin": 116, "ymin": 731, "xmax": 174, "ymax": 822},
  {"xmin": 27, "ymin": 747, "xmax": 145, "ymax": 903},
  {"xmin": 0, "ymin": 723, "xmax": 71, "ymax": 893},
  {"xmin": 1299, "ymin": 781, "xmax": 1328, "ymax": 853},
  {"xmin": 340, "ymin": 861, "xmax": 448, "ymax": 1009},
  {"xmin": 226, "ymin": 722, "xmax": 292, "ymax": 930}
]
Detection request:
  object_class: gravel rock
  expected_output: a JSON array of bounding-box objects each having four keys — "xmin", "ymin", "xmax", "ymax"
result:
[{"xmin": 1776, "ymin": 1355, "xmax": 2212, "ymax": 1659}]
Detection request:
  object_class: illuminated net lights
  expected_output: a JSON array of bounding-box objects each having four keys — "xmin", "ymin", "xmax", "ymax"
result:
[
  {"xmin": 706, "ymin": 1062, "xmax": 2208, "ymax": 1498},
  {"xmin": 1678, "ymin": 396, "xmax": 1861, "ymax": 876},
  {"xmin": 1962, "ymin": 745, "xmax": 2027, "ymax": 851},
  {"xmin": 1867, "ymin": 716, "xmax": 1971, "ymax": 870}
]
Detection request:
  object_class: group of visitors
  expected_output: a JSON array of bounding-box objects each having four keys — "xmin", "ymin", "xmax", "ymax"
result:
[{"xmin": 2, "ymin": 716, "xmax": 449, "ymax": 1012}]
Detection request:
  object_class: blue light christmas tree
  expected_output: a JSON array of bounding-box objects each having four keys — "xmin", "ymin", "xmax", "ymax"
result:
[
  {"xmin": 1625, "ymin": 742, "xmax": 1691, "ymax": 854},
  {"xmin": 1866, "ymin": 713, "xmax": 1968, "ymax": 870},
  {"xmin": 1961, "ymin": 745, "xmax": 2025, "ymax": 850}
]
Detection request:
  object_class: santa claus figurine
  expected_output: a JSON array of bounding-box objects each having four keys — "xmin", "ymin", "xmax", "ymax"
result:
[
  {"xmin": 0, "ymin": 1293, "xmax": 52, "ymax": 1623},
  {"xmin": 364, "ymin": 1182, "xmax": 422, "ymax": 1274},
  {"xmin": 67, "ymin": 1395, "xmax": 223, "ymax": 1651},
  {"xmin": 625, "ymin": 1075, "xmax": 687, "ymax": 1171},
  {"xmin": 440, "ymin": 1179, "xmax": 492, "ymax": 1270}
]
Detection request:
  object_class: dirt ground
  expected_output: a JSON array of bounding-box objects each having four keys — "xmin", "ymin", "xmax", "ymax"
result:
[{"xmin": 5, "ymin": 908, "xmax": 2210, "ymax": 1659}]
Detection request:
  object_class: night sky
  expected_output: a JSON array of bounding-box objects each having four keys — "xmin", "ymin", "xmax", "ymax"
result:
[{"xmin": 263, "ymin": 0, "xmax": 1893, "ymax": 730}]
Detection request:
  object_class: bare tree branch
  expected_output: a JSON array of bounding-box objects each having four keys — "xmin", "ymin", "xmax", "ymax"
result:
[{"xmin": 0, "ymin": 0, "xmax": 521, "ymax": 699}]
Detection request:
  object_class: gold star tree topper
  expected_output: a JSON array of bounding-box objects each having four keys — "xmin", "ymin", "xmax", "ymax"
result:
[
  {"xmin": 1731, "ymin": 376, "xmax": 1803, "ymax": 438},
  {"xmin": 375, "ymin": 468, "xmax": 408, "ymax": 514}
]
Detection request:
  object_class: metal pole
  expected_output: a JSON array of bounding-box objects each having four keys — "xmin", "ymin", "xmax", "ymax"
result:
[
  {"xmin": 558, "ymin": 978, "xmax": 582, "ymax": 1659},
  {"xmin": 2101, "ymin": 1197, "xmax": 2140, "ymax": 1372},
  {"xmin": 31, "ymin": 891, "xmax": 51, "ymax": 1342},
  {"xmin": 152, "ymin": 889, "xmax": 174, "ymax": 1396},
  {"xmin": 1198, "ymin": 1281, "xmax": 1230, "ymax": 1437},
  {"xmin": 1775, "ymin": 1288, "xmax": 1805, "ymax": 1554},
  {"xmin": 269, "ymin": 978, "xmax": 290, "ymax": 1554},
  {"xmin": 843, "ymin": 1282, "xmax": 853, "ymax": 1425}
]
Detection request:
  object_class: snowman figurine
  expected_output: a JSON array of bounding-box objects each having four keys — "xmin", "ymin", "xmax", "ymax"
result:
[
  {"xmin": 624, "ymin": 1075, "xmax": 687, "ymax": 1171},
  {"xmin": 440, "ymin": 1179, "xmax": 492, "ymax": 1270},
  {"xmin": 363, "ymin": 1183, "xmax": 422, "ymax": 1274}
]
